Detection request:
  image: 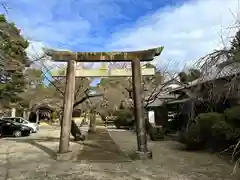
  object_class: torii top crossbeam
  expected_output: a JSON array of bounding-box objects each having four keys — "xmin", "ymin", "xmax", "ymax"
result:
[{"xmin": 45, "ymin": 47, "xmax": 164, "ymax": 62}]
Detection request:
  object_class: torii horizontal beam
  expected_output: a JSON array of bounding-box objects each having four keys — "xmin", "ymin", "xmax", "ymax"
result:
[
  {"xmin": 51, "ymin": 67, "xmax": 155, "ymax": 77},
  {"xmin": 45, "ymin": 47, "xmax": 164, "ymax": 62}
]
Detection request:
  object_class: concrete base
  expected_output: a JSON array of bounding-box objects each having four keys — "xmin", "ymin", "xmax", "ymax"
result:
[
  {"xmin": 55, "ymin": 143, "xmax": 82, "ymax": 161},
  {"xmin": 55, "ymin": 151, "xmax": 76, "ymax": 161},
  {"xmin": 129, "ymin": 150, "xmax": 152, "ymax": 160}
]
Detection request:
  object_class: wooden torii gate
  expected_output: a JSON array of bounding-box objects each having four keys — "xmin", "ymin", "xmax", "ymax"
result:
[{"xmin": 46, "ymin": 47, "xmax": 163, "ymax": 159}]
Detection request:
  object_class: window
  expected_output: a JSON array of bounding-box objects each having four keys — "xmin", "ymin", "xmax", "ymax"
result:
[
  {"xmin": 2, "ymin": 118, "xmax": 10, "ymax": 121},
  {"xmin": 22, "ymin": 120, "xmax": 28, "ymax": 124},
  {"xmin": 14, "ymin": 118, "xmax": 22, "ymax": 123},
  {"xmin": 20, "ymin": 118, "xmax": 28, "ymax": 123}
]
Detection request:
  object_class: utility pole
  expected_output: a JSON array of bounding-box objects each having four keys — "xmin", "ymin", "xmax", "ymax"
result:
[{"xmin": 59, "ymin": 59, "xmax": 76, "ymax": 153}]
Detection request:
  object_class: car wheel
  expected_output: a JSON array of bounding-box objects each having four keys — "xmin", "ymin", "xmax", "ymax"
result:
[{"xmin": 13, "ymin": 130, "xmax": 22, "ymax": 137}]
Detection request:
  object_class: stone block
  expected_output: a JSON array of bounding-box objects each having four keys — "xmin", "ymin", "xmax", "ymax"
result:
[
  {"xmin": 55, "ymin": 151, "xmax": 75, "ymax": 161},
  {"xmin": 55, "ymin": 143, "xmax": 83, "ymax": 161},
  {"xmin": 129, "ymin": 150, "xmax": 152, "ymax": 160}
]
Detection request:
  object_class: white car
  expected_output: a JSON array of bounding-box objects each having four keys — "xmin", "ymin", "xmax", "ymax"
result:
[{"xmin": 1, "ymin": 117, "xmax": 39, "ymax": 133}]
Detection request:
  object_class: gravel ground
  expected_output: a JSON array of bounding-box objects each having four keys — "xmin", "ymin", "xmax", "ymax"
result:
[
  {"xmin": 0, "ymin": 126, "xmax": 238, "ymax": 180},
  {"xmin": 109, "ymin": 129, "xmax": 239, "ymax": 180}
]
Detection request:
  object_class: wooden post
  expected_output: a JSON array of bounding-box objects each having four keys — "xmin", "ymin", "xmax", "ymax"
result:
[
  {"xmin": 131, "ymin": 59, "xmax": 148, "ymax": 153},
  {"xmin": 59, "ymin": 59, "xmax": 76, "ymax": 154}
]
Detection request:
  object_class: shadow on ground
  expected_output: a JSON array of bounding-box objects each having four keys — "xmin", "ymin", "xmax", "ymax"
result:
[
  {"xmin": 77, "ymin": 128, "xmax": 130, "ymax": 163},
  {"xmin": 5, "ymin": 131, "xmax": 130, "ymax": 163},
  {"xmin": 5, "ymin": 137, "xmax": 63, "ymax": 159}
]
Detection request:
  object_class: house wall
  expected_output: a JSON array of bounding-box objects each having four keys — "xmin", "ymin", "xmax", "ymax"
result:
[{"xmin": 148, "ymin": 106, "xmax": 168, "ymax": 126}]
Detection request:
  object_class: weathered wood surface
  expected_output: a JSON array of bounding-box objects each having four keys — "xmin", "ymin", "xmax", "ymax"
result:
[
  {"xmin": 131, "ymin": 58, "xmax": 148, "ymax": 153},
  {"xmin": 51, "ymin": 67, "xmax": 155, "ymax": 77},
  {"xmin": 45, "ymin": 47, "xmax": 164, "ymax": 62},
  {"xmin": 59, "ymin": 59, "xmax": 76, "ymax": 153}
]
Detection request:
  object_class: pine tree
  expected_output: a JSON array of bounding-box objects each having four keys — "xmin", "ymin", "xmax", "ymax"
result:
[
  {"xmin": 0, "ymin": 14, "xmax": 29, "ymax": 107},
  {"xmin": 230, "ymin": 30, "xmax": 240, "ymax": 62}
]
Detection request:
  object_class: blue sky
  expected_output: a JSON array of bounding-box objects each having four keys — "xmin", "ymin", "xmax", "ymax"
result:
[
  {"xmin": 0, "ymin": 0, "xmax": 238, "ymax": 85},
  {"xmin": 1, "ymin": 0, "xmax": 189, "ymax": 51}
]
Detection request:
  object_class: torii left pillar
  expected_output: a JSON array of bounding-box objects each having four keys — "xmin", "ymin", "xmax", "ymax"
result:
[{"xmin": 59, "ymin": 59, "xmax": 76, "ymax": 153}]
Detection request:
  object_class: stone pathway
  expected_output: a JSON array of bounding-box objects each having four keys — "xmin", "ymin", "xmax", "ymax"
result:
[{"xmin": 77, "ymin": 127, "xmax": 129, "ymax": 162}]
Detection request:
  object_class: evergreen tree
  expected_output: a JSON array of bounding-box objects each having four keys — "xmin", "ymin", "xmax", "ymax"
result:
[
  {"xmin": 230, "ymin": 30, "xmax": 240, "ymax": 62},
  {"xmin": 0, "ymin": 14, "xmax": 29, "ymax": 107}
]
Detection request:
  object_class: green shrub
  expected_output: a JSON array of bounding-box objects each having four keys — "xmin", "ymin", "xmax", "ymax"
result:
[
  {"xmin": 113, "ymin": 109, "xmax": 132, "ymax": 119},
  {"xmin": 195, "ymin": 112, "xmax": 223, "ymax": 140},
  {"xmin": 210, "ymin": 119, "xmax": 240, "ymax": 151},
  {"xmin": 195, "ymin": 112, "xmax": 223, "ymax": 130},
  {"xmin": 186, "ymin": 124, "xmax": 202, "ymax": 142},
  {"xmin": 51, "ymin": 111, "xmax": 58, "ymax": 121},
  {"xmin": 179, "ymin": 110, "xmax": 240, "ymax": 152},
  {"xmin": 179, "ymin": 112, "xmax": 223, "ymax": 150},
  {"xmin": 113, "ymin": 109, "xmax": 133, "ymax": 128},
  {"xmin": 179, "ymin": 124, "xmax": 204, "ymax": 150},
  {"xmin": 212, "ymin": 120, "xmax": 235, "ymax": 140},
  {"xmin": 178, "ymin": 128, "xmax": 187, "ymax": 144},
  {"xmin": 196, "ymin": 111, "xmax": 240, "ymax": 151},
  {"xmin": 224, "ymin": 106, "xmax": 240, "ymax": 128}
]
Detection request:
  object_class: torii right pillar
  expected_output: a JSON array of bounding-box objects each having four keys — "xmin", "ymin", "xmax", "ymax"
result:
[{"xmin": 131, "ymin": 58, "xmax": 152, "ymax": 159}]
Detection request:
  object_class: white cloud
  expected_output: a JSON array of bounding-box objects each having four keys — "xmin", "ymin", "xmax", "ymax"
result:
[
  {"xmin": 107, "ymin": 0, "xmax": 240, "ymax": 71},
  {"xmin": 26, "ymin": 41, "xmax": 65, "ymax": 71},
  {"xmin": 24, "ymin": 0, "xmax": 240, "ymax": 73},
  {"xmin": 26, "ymin": 41, "xmax": 45, "ymax": 59},
  {"xmin": 26, "ymin": 40, "xmax": 98, "ymax": 71}
]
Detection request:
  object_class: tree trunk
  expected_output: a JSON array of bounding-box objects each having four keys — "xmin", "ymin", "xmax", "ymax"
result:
[
  {"xmin": 100, "ymin": 114, "xmax": 107, "ymax": 127},
  {"xmin": 80, "ymin": 112, "xmax": 87, "ymax": 127},
  {"xmin": 88, "ymin": 111, "xmax": 96, "ymax": 133},
  {"xmin": 186, "ymin": 99, "xmax": 195, "ymax": 133}
]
